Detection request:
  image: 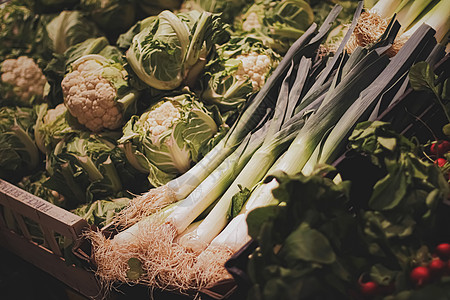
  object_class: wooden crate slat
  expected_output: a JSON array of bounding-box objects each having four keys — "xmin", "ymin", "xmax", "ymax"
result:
[
  {"xmin": 41, "ymin": 226, "xmax": 63, "ymax": 256},
  {"xmin": 0, "ymin": 227, "xmax": 103, "ymax": 299},
  {"xmin": 11, "ymin": 211, "xmax": 32, "ymax": 241},
  {"xmin": 0, "ymin": 179, "xmax": 88, "ymax": 239}
]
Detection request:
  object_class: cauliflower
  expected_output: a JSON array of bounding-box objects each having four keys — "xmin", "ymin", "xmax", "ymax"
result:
[
  {"xmin": 201, "ymin": 36, "xmax": 280, "ymax": 111},
  {"xmin": 0, "ymin": 56, "xmax": 47, "ymax": 105},
  {"xmin": 140, "ymin": 101, "xmax": 181, "ymax": 142},
  {"xmin": 119, "ymin": 93, "xmax": 224, "ymax": 186},
  {"xmin": 61, "ymin": 55, "xmax": 137, "ymax": 132},
  {"xmin": 235, "ymin": 52, "xmax": 273, "ymax": 91},
  {"xmin": 242, "ymin": 12, "xmax": 261, "ymax": 32},
  {"xmin": 43, "ymin": 103, "xmax": 67, "ymax": 125}
]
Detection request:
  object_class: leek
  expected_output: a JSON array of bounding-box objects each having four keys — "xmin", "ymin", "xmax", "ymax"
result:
[
  {"xmin": 177, "ymin": 112, "xmax": 309, "ymax": 253},
  {"xmin": 303, "ymin": 24, "xmax": 437, "ymax": 175},
  {"xmin": 402, "ymin": 0, "xmax": 450, "ymax": 42}
]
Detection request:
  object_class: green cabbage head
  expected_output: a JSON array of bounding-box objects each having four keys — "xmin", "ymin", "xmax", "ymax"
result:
[
  {"xmin": 235, "ymin": 0, "xmax": 314, "ymax": 54},
  {"xmin": 126, "ymin": 10, "xmax": 227, "ymax": 90}
]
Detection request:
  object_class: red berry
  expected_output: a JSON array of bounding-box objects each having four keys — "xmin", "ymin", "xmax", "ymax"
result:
[
  {"xmin": 430, "ymin": 140, "xmax": 450, "ymax": 157},
  {"xmin": 429, "ymin": 258, "xmax": 446, "ymax": 278},
  {"xmin": 435, "ymin": 158, "xmax": 447, "ymax": 167},
  {"xmin": 360, "ymin": 281, "xmax": 379, "ymax": 296},
  {"xmin": 410, "ymin": 266, "xmax": 431, "ymax": 287},
  {"xmin": 436, "ymin": 243, "xmax": 450, "ymax": 260}
]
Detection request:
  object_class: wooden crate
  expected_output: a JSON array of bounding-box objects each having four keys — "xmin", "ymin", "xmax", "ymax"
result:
[
  {"xmin": 0, "ymin": 179, "xmax": 103, "ymax": 299},
  {"xmin": 0, "ymin": 179, "xmax": 238, "ymax": 299}
]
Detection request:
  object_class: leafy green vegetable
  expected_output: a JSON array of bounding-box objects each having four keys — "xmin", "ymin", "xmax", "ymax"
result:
[
  {"xmin": 44, "ymin": 10, "xmax": 102, "ymax": 54},
  {"xmin": 79, "ymin": 0, "xmax": 136, "ymax": 36},
  {"xmin": 246, "ymin": 171, "xmax": 352, "ymax": 299},
  {"xmin": 0, "ymin": 1, "xmax": 49, "ymax": 61},
  {"xmin": 44, "ymin": 132, "xmax": 147, "ymax": 208},
  {"xmin": 235, "ymin": 0, "xmax": 314, "ymax": 54},
  {"xmin": 34, "ymin": 103, "xmax": 79, "ymax": 154},
  {"xmin": 72, "ymin": 197, "xmax": 130, "ymax": 227},
  {"xmin": 409, "ymin": 61, "xmax": 450, "ymax": 136},
  {"xmin": 349, "ymin": 121, "xmax": 448, "ymax": 212},
  {"xmin": 0, "ymin": 106, "xmax": 40, "ymax": 182},
  {"xmin": 119, "ymin": 92, "xmax": 226, "ymax": 187},
  {"xmin": 126, "ymin": 10, "xmax": 228, "ymax": 90},
  {"xmin": 17, "ymin": 170, "xmax": 65, "ymax": 206},
  {"xmin": 245, "ymin": 122, "xmax": 450, "ymax": 299}
]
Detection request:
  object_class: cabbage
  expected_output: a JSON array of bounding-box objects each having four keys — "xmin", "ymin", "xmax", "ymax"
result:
[
  {"xmin": 44, "ymin": 132, "xmax": 148, "ymax": 208},
  {"xmin": 126, "ymin": 10, "xmax": 228, "ymax": 90},
  {"xmin": 119, "ymin": 92, "xmax": 226, "ymax": 187},
  {"xmin": 235, "ymin": 0, "xmax": 314, "ymax": 54},
  {"xmin": 45, "ymin": 10, "xmax": 102, "ymax": 54},
  {"xmin": 0, "ymin": 1, "xmax": 49, "ymax": 60}
]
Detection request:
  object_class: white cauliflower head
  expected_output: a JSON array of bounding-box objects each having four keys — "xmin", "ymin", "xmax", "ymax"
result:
[
  {"xmin": 235, "ymin": 52, "xmax": 273, "ymax": 91},
  {"xmin": 141, "ymin": 101, "xmax": 181, "ymax": 143},
  {"xmin": 61, "ymin": 55, "xmax": 135, "ymax": 132},
  {"xmin": 1, "ymin": 56, "xmax": 47, "ymax": 104}
]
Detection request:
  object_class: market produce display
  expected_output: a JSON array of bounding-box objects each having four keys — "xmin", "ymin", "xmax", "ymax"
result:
[{"xmin": 0, "ymin": 0, "xmax": 449, "ymax": 299}]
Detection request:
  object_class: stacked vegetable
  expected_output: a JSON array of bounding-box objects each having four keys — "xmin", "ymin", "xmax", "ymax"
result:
[
  {"xmin": 0, "ymin": 0, "xmax": 449, "ymax": 298},
  {"xmin": 83, "ymin": 0, "xmax": 450, "ymax": 296}
]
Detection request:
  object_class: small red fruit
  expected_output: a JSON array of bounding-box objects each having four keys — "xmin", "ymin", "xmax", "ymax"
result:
[
  {"xmin": 429, "ymin": 258, "xmax": 446, "ymax": 277},
  {"xmin": 410, "ymin": 266, "xmax": 431, "ymax": 287},
  {"xmin": 360, "ymin": 281, "xmax": 379, "ymax": 296},
  {"xmin": 435, "ymin": 243, "xmax": 450, "ymax": 260},
  {"xmin": 431, "ymin": 140, "xmax": 450, "ymax": 157},
  {"xmin": 435, "ymin": 158, "xmax": 447, "ymax": 167}
]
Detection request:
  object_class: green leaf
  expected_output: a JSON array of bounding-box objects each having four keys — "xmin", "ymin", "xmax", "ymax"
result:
[
  {"xmin": 370, "ymin": 264, "xmax": 397, "ymax": 285},
  {"xmin": 369, "ymin": 166, "xmax": 407, "ymax": 211},
  {"xmin": 378, "ymin": 136, "xmax": 396, "ymax": 151},
  {"xmin": 279, "ymin": 224, "xmax": 336, "ymax": 264},
  {"xmin": 247, "ymin": 205, "xmax": 281, "ymax": 239},
  {"xmin": 126, "ymin": 257, "xmax": 144, "ymax": 281},
  {"xmin": 409, "ymin": 61, "xmax": 436, "ymax": 92},
  {"xmin": 227, "ymin": 185, "xmax": 251, "ymax": 220},
  {"xmin": 443, "ymin": 78, "xmax": 449, "ymax": 101}
]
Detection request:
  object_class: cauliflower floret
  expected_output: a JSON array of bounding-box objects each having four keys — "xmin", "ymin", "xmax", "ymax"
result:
[
  {"xmin": 235, "ymin": 52, "xmax": 273, "ymax": 90},
  {"xmin": 242, "ymin": 12, "xmax": 261, "ymax": 32},
  {"xmin": 142, "ymin": 101, "xmax": 181, "ymax": 143},
  {"xmin": 44, "ymin": 103, "xmax": 67, "ymax": 124},
  {"xmin": 0, "ymin": 56, "xmax": 47, "ymax": 104},
  {"xmin": 61, "ymin": 59, "xmax": 123, "ymax": 132}
]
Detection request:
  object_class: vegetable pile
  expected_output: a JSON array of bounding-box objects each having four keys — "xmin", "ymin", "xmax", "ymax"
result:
[{"xmin": 0, "ymin": 0, "xmax": 449, "ymax": 298}]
